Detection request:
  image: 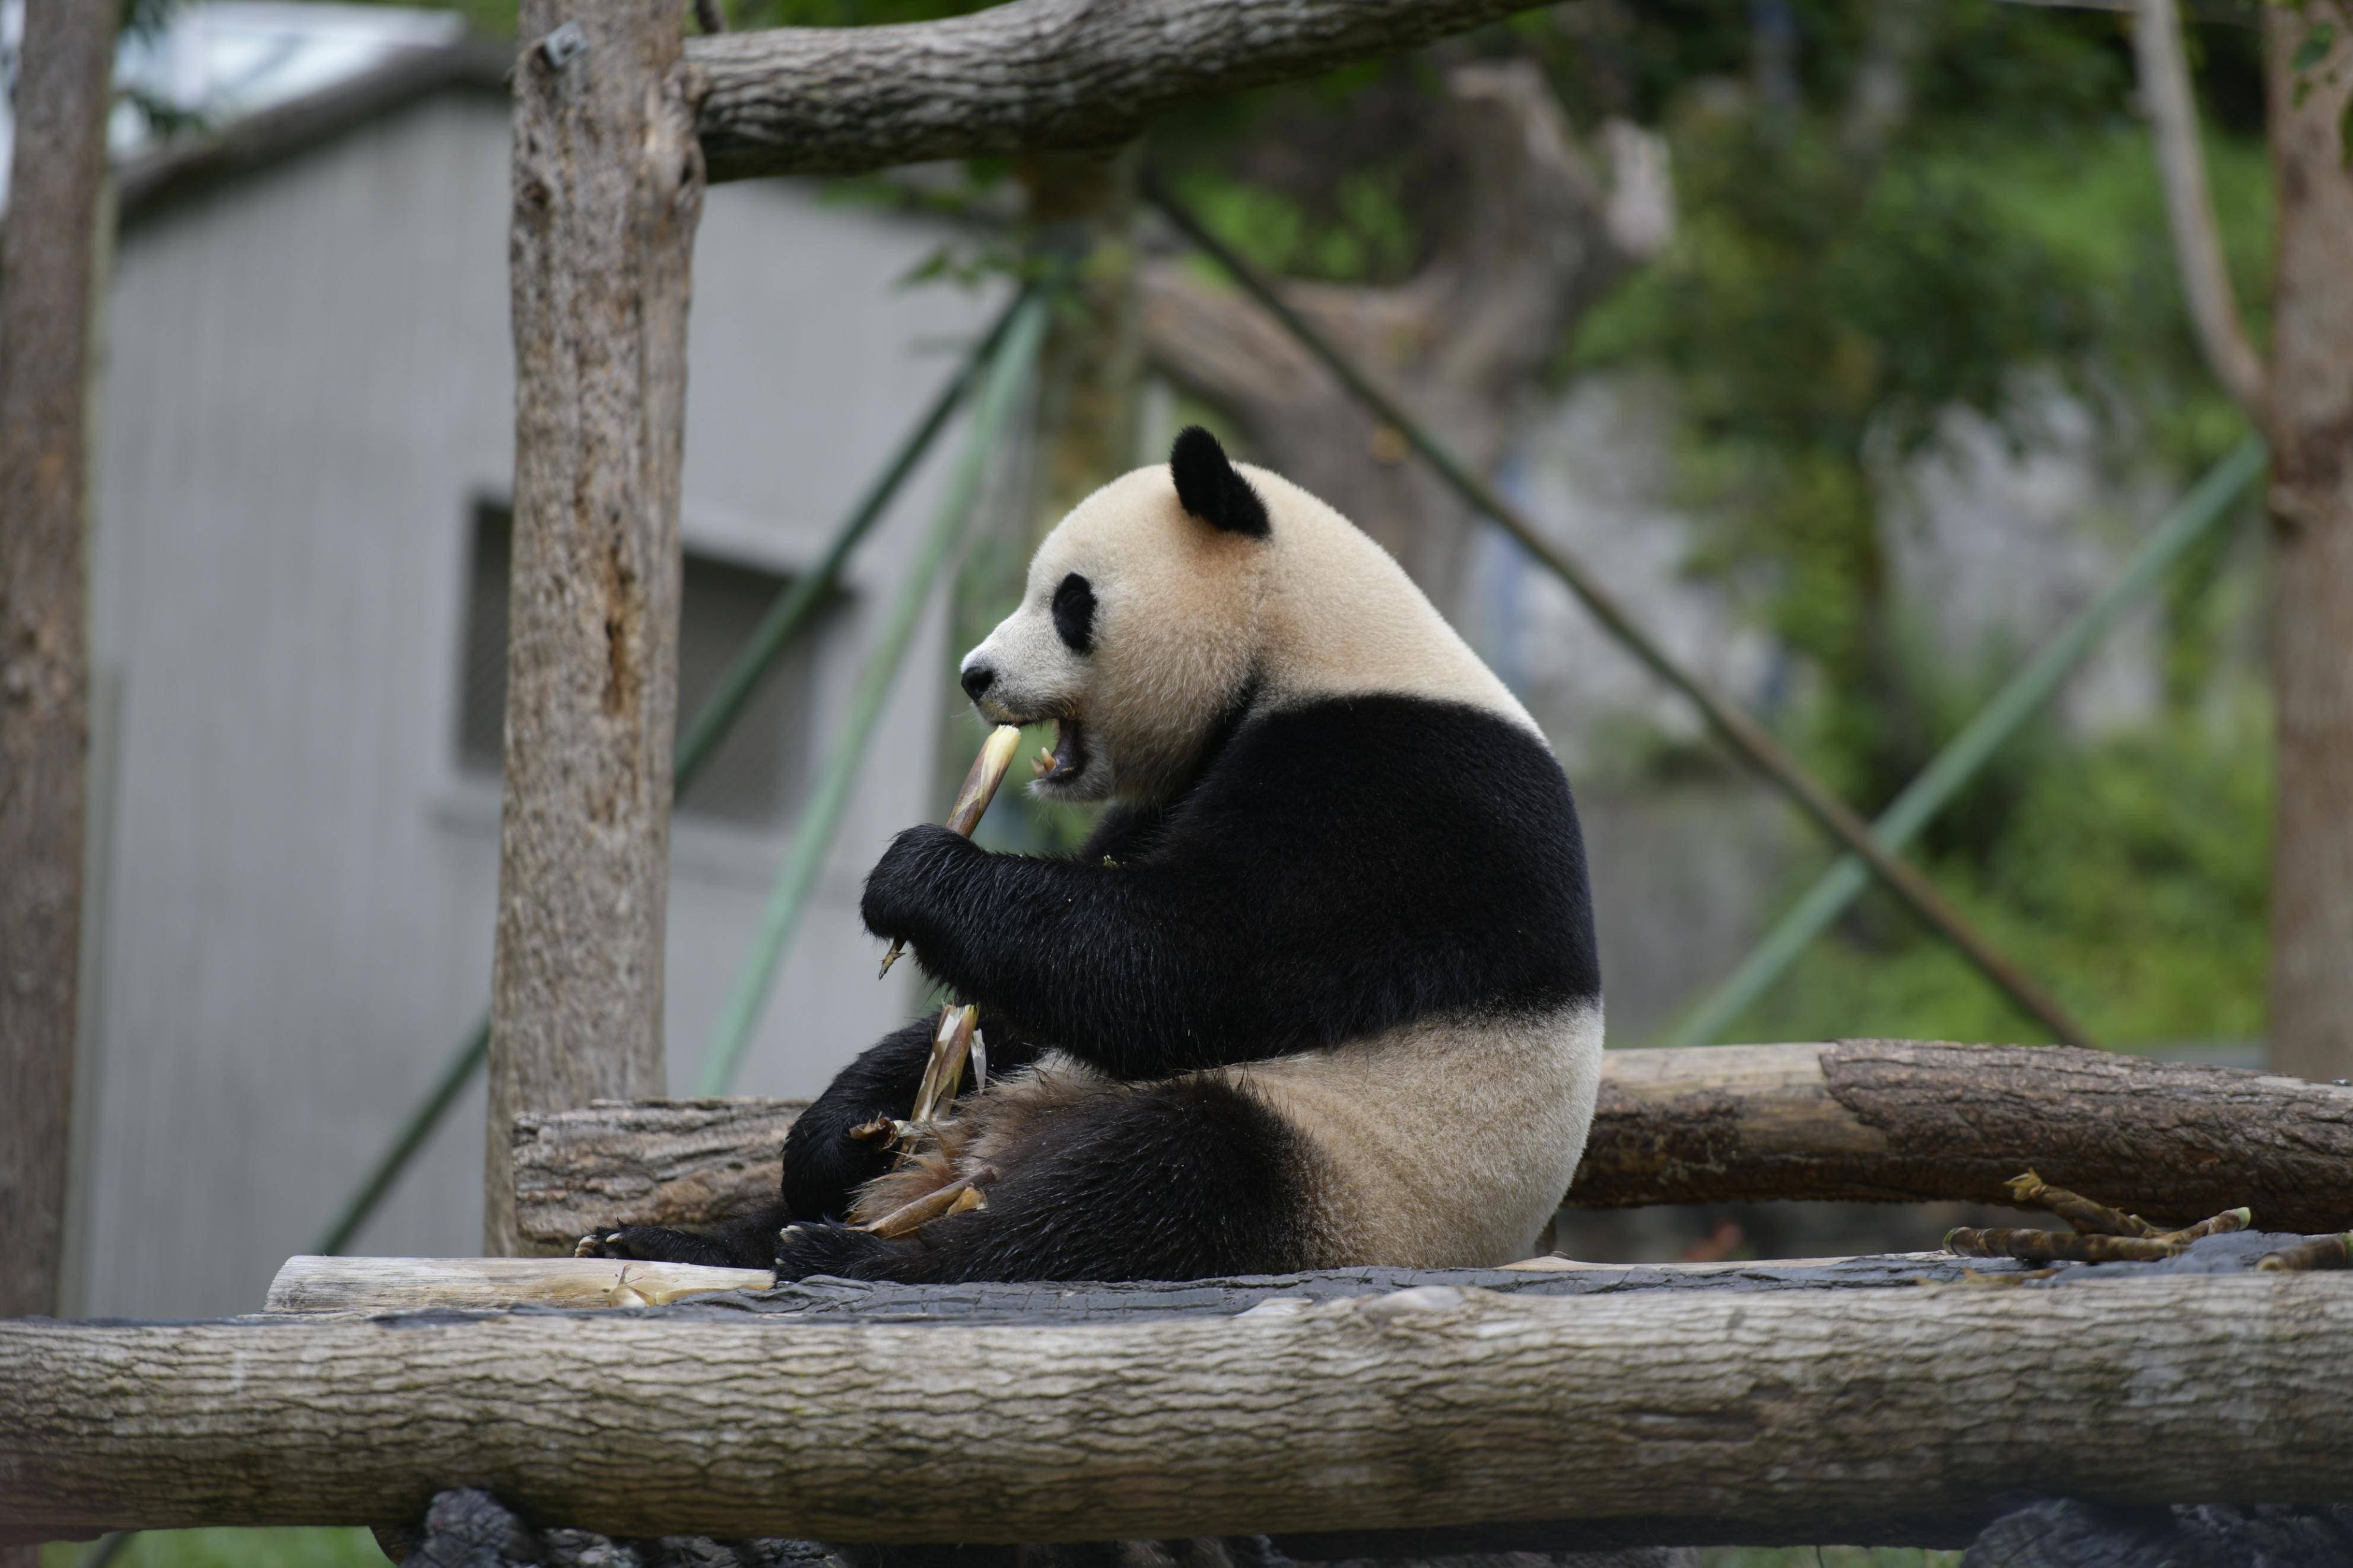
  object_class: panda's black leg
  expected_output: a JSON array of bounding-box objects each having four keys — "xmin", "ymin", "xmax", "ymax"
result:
[
  {"xmin": 772, "ymin": 1077, "xmax": 1320, "ymax": 1285},
  {"xmin": 577, "ymin": 1205, "xmax": 790, "ymax": 1269},
  {"xmin": 782, "ymin": 1013, "xmax": 1043, "ymax": 1222}
]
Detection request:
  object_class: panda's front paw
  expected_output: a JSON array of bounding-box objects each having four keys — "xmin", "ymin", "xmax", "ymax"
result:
[
  {"xmin": 576, "ymin": 1225, "xmax": 716, "ymax": 1264},
  {"xmin": 579, "ymin": 1226, "xmax": 658, "ymax": 1260},
  {"xmin": 773, "ymin": 1220, "xmax": 904, "ymax": 1281},
  {"xmin": 860, "ymin": 823, "xmax": 976, "ymax": 946}
]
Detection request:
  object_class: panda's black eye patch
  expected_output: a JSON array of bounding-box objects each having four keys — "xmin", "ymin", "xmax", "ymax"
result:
[{"xmin": 1052, "ymin": 573, "xmax": 1096, "ymax": 655}]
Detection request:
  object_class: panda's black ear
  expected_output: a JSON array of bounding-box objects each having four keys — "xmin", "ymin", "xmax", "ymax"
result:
[{"xmin": 1170, "ymin": 426, "xmax": 1271, "ymax": 539}]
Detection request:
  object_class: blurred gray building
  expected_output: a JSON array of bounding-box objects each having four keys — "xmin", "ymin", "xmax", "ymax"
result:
[{"xmin": 66, "ymin": 11, "xmax": 997, "ymax": 1318}]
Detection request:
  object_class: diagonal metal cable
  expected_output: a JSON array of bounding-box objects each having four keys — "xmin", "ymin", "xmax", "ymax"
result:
[{"xmin": 1148, "ymin": 177, "xmax": 2098, "ymax": 1051}]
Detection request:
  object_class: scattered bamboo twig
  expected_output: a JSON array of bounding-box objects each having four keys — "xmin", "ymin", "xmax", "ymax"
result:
[
  {"xmin": 878, "ymin": 724, "xmax": 1023, "ymax": 979},
  {"xmin": 1949, "ymin": 1178, "xmax": 2253, "ymax": 1264},
  {"xmin": 1946, "ymin": 1227, "xmax": 2187, "ymax": 1264},
  {"xmin": 2003, "ymin": 1171, "xmax": 2162, "ymax": 1238},
  {"xmin": 2259, "ymin": 1235, "xmax": 2353, "ymax": 1273}
]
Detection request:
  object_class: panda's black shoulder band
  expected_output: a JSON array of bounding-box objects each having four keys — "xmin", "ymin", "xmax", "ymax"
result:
[{"xmin": 1170, "ymin": 426, "xmax": 1271, "ymax": 539}]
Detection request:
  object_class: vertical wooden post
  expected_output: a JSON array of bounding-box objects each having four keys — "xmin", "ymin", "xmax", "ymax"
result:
[
  {"xmin": 2263, "ymin": 0, "xmax": 2353, "ymax": 1084},
  {"xmin": 1, "ymin": 0, "xmax": 116, "ymax": 1347},
  {"xmin": 488, "ymin": 0, "xmax": 705, "ymax": 1253}
]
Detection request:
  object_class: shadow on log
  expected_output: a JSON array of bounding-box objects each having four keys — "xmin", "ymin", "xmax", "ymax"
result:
[{"xmin": 512, "ymin": 1042, "xmax": 2353, "ymax": 1251}]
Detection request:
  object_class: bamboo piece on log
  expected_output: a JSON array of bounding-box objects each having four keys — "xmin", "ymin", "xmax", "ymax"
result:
[
  {"xmin": 8, "ymin": 1276, "xmax": 2352, "ymax": 1543},
  {"xmin": 509, "ymin": 1042, "xmax": 2353, "ymax": 1250},
  {"xmin": 263, "ymin": 1255, "xmax": 770, "ymax": 1314}
]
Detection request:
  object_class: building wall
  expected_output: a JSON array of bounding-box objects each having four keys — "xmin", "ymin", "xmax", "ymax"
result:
[{"xmin": 80, "ymin": 89, "xmax": 999, "ymax": 1317}]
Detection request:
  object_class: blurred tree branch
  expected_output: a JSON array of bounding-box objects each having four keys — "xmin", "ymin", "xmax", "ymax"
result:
[
  {"xmin": 1140, "ymin": 62, "xmax": 1671, "ymax": 606},
  {"xmin": 2130, "ymin": 0, "xmax": 2269, "ymax": 422}
]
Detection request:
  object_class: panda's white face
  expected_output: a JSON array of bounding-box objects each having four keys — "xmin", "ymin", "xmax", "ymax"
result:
[{"xmin": 958, "ymin": 462, "xmax": 1268, "ymax": 804}]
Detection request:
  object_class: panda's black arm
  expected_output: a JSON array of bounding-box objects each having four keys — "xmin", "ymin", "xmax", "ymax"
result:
[
  {"xmin": 859, "ymin": 698, "xmax": 1599, "ymax": 1082},
  {"xmin": 861, "ymin": 826, "xmax": 1226, "ymax": 1078}
]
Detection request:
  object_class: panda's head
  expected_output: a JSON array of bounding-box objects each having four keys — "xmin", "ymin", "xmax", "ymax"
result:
[{"xmin": 959, "ymin": 427, "xmax": 1274, "ymax": 804}]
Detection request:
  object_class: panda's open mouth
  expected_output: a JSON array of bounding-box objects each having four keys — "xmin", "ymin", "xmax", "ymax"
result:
[{"xmin": 1032, "ymin": 718, "xmax": 1088, "ymax": 785}]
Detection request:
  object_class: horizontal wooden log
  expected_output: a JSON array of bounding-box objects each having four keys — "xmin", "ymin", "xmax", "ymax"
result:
[
  {"xmin": 261, "ymin": 1251, "xmax": 2021, "ymax": 1316},
  {"xmin": 263, "ymin": 1255, "xmax": 770, "ymax": 1313},
  {"xmin": 5, "ymin": 1275, "xmax": 2349, "ymax": 1544},
  {"xmin": 513, "ymin": 1043, "xmax": 2353, "ymax": 1248},
  {"xmin": 512, "ymin": 1096, "xmax": 804, "ymax": 1252},
  {"xmin": 684, "ymin": 0, "xmax": 1547, "ymax": 183}
]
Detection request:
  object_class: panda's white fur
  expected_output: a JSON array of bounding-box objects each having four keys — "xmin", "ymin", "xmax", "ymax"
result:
[{"xmin": 585, "ymin": 428, "xmax": 1604, "ymax": 1281}]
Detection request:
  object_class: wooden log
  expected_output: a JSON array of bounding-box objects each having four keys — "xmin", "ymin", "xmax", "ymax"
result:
[
  {"xmin": 263, "ymin": 1255, "xmax": 769, "ymax": 1314},
  {"xmin": 259, "ymin": 1251, "xmax": 2017, "ymax": 1316},
  {"xmin": 487, "ymin": 0, "xmax": 706, "ymax": 1254},
  {"xmin": 5, "ymin": 1275, "xmax": 2350, "ymax": 1544},
  {"xmin": 685, "ymin": 0, "xmax": 1550, "ymax": 184},
  {"xmin": 513, "ymin": 1096, "xmax": 805, "ymax": 1252},
  {"xmin": 510, "ymin": 1043, "xmax": 2353, "ymax": 1249}
]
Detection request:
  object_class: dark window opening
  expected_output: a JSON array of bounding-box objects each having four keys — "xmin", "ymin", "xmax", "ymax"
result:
[{"xmin": 457, "ymin": 501, "xmax": 826, "ymax": 828}]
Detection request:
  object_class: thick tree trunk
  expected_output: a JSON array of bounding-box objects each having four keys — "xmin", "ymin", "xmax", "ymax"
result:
[
  {"xmin": 4, "ymin": 1276, "xmax": 2349, "ymax": 1544},
  {"xmin": 0, "ymin": 0, "xmax": 116, "ymax": 1343},
  {"xmin": 487, "ymin": 0, "xmax": 706, "ymax": 1253},
  {"xmin": 2263, "ymin": 0, "xmax": 2353, "ymax": 1084},
  {"xmin": 507, "ymin": 1043, "xmax": 2353, "ymax": 1251}
]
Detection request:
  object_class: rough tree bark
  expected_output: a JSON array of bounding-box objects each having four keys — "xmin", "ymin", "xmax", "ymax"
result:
[
  {"xmin": 2134, "ymin": 0, "xmax": 2353, "ymax": 1082},
  {"xmin": 4, "ymin": 1276, "xmax": 2349, "ymax": 1544},
  {"xmin": 255, "ymin": 1249, "xmax": 2034, "ymax": 1316},
  {"xmin": 685, "ymin": 0, "xmax": 1555, "ymax": 184},
  {"xmin": 0, "ymin": 0, "xmax": 116, "ymax": 1348},
  {"xmin": 487, "ymin": 0, "xmax": 706, "ymax": 1254},
  {"xmin": 2261, "ymin": 1, "xmax": 2353, "ymax": 1085},
  {"xmin": 506, "ymin": 1042, "xmax": 2353, "ymax": 1251},
  {"xmin": 1142, "ymin": 61, "xmax": 1671, "ymax": 609}
]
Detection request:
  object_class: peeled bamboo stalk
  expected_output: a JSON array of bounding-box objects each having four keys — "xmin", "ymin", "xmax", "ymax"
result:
[
  {"xmin": 910, "ymin": 1005, "xmax": 980, "ymax": 1125},
  {"xmin": 859, "ymin": 1167, "xmax": 998, "ymax": 1239},
  {"xmin": 879, "ymin": 724, "xmax": 1023, "ymax": 979}
]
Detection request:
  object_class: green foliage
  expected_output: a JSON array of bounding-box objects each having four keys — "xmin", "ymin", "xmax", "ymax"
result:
[
  {"xmin": 1727, "ymin": 704, "xmax": 2272, "ymax": 1048},
  {"xmin": 42, "ymin": 1531, "xmax": 389, "ymax": 1568}
]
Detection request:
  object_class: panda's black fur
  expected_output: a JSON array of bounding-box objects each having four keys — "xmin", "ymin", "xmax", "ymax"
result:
[{"xmin": 585, "ymin": 430, "xmax": 1601, "ymax": 1283}]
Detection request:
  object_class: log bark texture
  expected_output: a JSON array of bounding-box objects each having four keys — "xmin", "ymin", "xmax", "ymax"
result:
[
  {"xmin": 260, "ymin": 1250, "xmax": 2021, "ymax": 1316},
  {"xmin": 0, "ymin": 0, "xmax": 116, "ymax": 1336},
  {"xmin": 488, "ymin": 0, "xmax": 706, "ymax": 1254},
  {"xmin": 685, "ymin": 0, "xmax": 1550, "ymax": 185},
  {"xmin": 2263, "ymin": 0, "xmax": 2353, "ymax": 1084},
  {"xmin": 5, "ymin": 1275, "xmax": 2350, "ymax": 1543},
  {"xmin": 511, "ymin": 1044, "xmax": 2353, "ymax": 1250}
]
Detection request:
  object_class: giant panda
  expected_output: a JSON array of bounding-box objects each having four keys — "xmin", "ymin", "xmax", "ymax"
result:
[{"xmin": 583, "ymin": 427, "xmax": 1603, "ymax": 1283}]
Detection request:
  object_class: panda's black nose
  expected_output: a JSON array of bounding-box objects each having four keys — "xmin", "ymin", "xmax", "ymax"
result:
[{"xmin": 960, "ymin": 663, "xmax": 996, "ymax": 705}]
